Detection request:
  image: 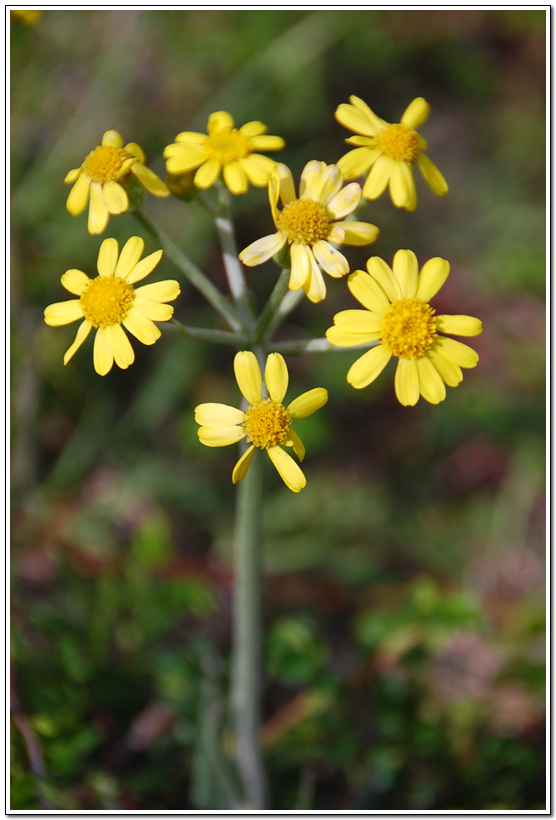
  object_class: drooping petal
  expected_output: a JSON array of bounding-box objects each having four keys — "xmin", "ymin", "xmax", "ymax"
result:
[
  {"xmin": 389, "ymin": 162, "xmax": 417, "ymax": 211},
  {"xmin": 347, "ymin": 344, "xmax": 392, "ymax": 389},
  {"xmin": 394, "ymin": 358, "xmax": 420, "ymax": 406},
  {"xmin": 97, "ymin": 237, "xmax": 119, "ymax": 277},
  {"xmin": 115, "ymin": 236, "xmax": 145, "ymax": 280},
  {"xmin": 265, "ymin": 353, "xmax": 289, "ymax": 403},
  {"xmin": 133, "ymin": 299, "xmax": 174, "ymax": 322},
  {"xmin": 87, "ymin": 183, "xmax": 109, "ymax": 235},
  {"xmin": 239, "ymin": 234, "xmax": 286, "ymax": 267},
  {"xmin": 44, "ymin": 300, "xmax": 83, "ymax": 326},
  {"xmin": 63, "ymin": 320, "xmax": 92, "ymax": 365},
  {"xmin": 126, "ymin": 250, "xmax": 165, "ymax": 284},
  {"xmin": 303, "ymin": 257, "xmax": 327, "ymax": 303},
  {"xmin": 312, "ymin": 241, "xmax": 349, "ymax": 278},
  {"xmin": 102, "ymin": 180, "xmax": 128, "ymax": 215},
  {"xmin": 287, "ymin": 429, "xmax": 305, "ymax": 462},
  {"xmin": 234, "ymin": 351, "xmax": 262, "ymax": 405},
  {"xmin": 417, "ymin": 153, "xmax": 449, "ymax": 196},
  {"xmin": 122, "ymin": 308, "xmax": 161, "ymax": 345},
  {"xmin": 401, "ymin": 97, "xmax": 430, "ymax": 130},
  {"xmin": 195, "ymin": 403, "xmax": 246, "ymax": 427},
  {"xmin": 338, "ymin": 221, "xmax": 379, "ymax": 246},
  {"xmin": 289, "ymin": 243, "xmax": 311, "ymax": 291},
  {"xmin": 362, "ymin": 155, "xmax": 393, "ymax": 200},
  {"xmin": 433, "ymin": 336, "xmax": 479, "ymax": 369},
  {"xmin": 131, "ymin": 163, "xmax": 169, "ymax": 197},
  {"xmin": 332, "ymin": 309, "xmax": 383, "ymax": 334},
  {"xmin": 223, "ymin": 161, "xmax": 248, "ymax": 195},
  {"xmin": 327, "ymin": 182, "xmax": 361, "ymax": 220},
  {"xmin": 416, "ymin": 257, "xmax": 450, "ymax": 301},
  {"xmin": 287, "ymin": 387, "xmax": 328, "ymax": 419},
  {"xmin": 416, "ymin": 355, "xmax": 446, "ymax": 404},
  {"xmin": 93, "ymin": 326, "xmax": 114, "ymax": 376},
  {"xmin": 107, "ymin": 323, "xmax": 135, "ymax": 370},
  {"xmin": 134, "ymin": 278, "xmax": 180, "ymax": 302},
  {"xmin": 435, "ymin": 315, "xmax": 482, "ymax": 337},
  {"xmin": 66, "ymin": 173, "xmax": 90, "ymax": 215},
  {"xmin": 348, "ymin": 269, "xmax": 390, "ymax": 313},
  {"xmin": 232, "ymin": 445, "xmax": 256, "ymax": 483},
  {"xmin": 392, "ymin": 250, "xmax": 419, "ymax": 298},
  {"xmin": 61, "ymin": 269, "xmax": 90, "ymax": 295},
  {"xmin": 198, "ymin": 426, "xmax": 246, "ymax": 447},
  {"xmin": 267, "ymin": 446, "xmax": 306, "ymax": 493}
]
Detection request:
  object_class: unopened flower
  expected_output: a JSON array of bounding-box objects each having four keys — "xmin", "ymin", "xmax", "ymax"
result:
[
  {"xmin": 326, "ymin": 250, "xmax": 481, "ymax": 405},
  {"xmin": 336, "ymin": 96, "xmax": 448, "ymax": 211},
  {"xmin": 44, "ymin": 237, "xmax": 179, "ymax": 376},
  {"xmin": 239, "ymin": 161, "xmax": 379, "ymax": 303},
  {"xmin": 195, "ymin": 351, "xmax": 328, "ymax": 492},
  {"xmin": 164, "ymin": 111, "xmax": 285, "ymax": 195},
  {"xmin": 64, "ymin": 130, "xmax": 169, "ymax": 235}
]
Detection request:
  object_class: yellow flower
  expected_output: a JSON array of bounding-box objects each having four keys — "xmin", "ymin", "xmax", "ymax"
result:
[
  {"xmin": 326, "ymin": 251, "xmax": 482, "ymax": 405},
  {"xmin": 10, "ymin": 9, "xmax": 42, "ymax": 25},
  {"xmin": 195, "ymin": 351, "xmax": 328, "ymax": 493},
  {"xmin": 64, "ymin": 130, "xmax": 169, "ymax": 235},
  {"xmin": 44, "ymin": 237, "xmax": 180, "ymax": 376},
  {"xmin": 163, "ymin": 111, "xmax": 285, "ymax": 195},
  {"xmin": 335, "ymin": 96, "xmax": 448, "ymax": 211},
  {"xmin": 239, "ymin": 161, "xmax": 379, "ymax": 303}
]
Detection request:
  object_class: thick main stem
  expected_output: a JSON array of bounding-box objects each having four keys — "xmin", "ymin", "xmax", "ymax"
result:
[{"xmin": 230, "ymin": 448, "xmax": 267, "ymax": 809}]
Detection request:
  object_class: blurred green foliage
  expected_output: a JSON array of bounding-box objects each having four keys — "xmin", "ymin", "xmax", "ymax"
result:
[{"xmin": 11, "ymin": 8, "xmax": 545, "ymax": 810}]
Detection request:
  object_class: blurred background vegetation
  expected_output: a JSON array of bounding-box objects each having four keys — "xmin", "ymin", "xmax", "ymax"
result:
[{"xmin": 10, "ymin": 8, "xmax": 546, "ymax": 811}]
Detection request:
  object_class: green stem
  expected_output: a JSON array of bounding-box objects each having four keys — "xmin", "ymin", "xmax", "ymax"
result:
[
  {"xmin": 230, "ymin": 446, "xmax": 267, "ymax": 809},
  {"xmin": 215, "ymin": 184, "xmax": 255, "ymax": 328},
  {"xmin": 252, "ymin": 267, "xmax": 291, "ymax": 345},
  {"xmin": 132, "ymin": 208, "xmax": 244, "ymax": 333},
  {"xmin": 168, "ymin": 319, "xmax": 249, "ymax": 348}
]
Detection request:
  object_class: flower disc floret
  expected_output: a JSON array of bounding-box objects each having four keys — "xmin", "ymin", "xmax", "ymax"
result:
[
  {"xmin": 377, "ymin": 124, "xmax": 421, "ymax": 163},
  {"xmin": 79, "ymin": 275, "xmax": 135, "ymax": 328},
  {"xmin": 82, "ymin": 144, "xmax": 133, "ymax": 185},
  {"xmin": 382, "ymin": 298, "xmax": 436, "ymax": 359},
  {"xmin": 276, "ymin": 199, "xmax": 331, "ymax": 246},
  {"xmin": 203, "ymin": 128, "xmax": 252, "ymax": 163},
  {"xmin": 244, "ymin": 398, "xmax": 292, "ymax": 449}
]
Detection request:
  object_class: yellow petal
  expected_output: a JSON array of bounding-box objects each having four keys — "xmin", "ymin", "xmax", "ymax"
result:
[
  {"xmin": 115, "ymin": 236, "xmax": 145, "ymax": 280},
  {"xmin": 195, "ymin": 403, "xmax": 246, "ymax": 427},
  {"xmin": 102, "ymin": 130, "xmax": 123, "ymax": 149},
  {"xmin": 93, "ymin": 326, "xmax": 114, "ymax": 376},
  {"xmin": 234, "ymin": 351, "xmax": 262, "ymax": 405},
  {"xmin": 198, "ymin": 426, "xmax": 246, "ymax": 448},
  {"xmin": 267, "ymin": 447, "xmax": 306, "ymax": 493},
  {"xmin": 250, "ymin": 135, "xmax": 285, "ymax": 152},
  {"xmin": 392, "ymin": 250, "xmax": 419, "ymax": 299},
  {"xmin": 389, "ymin": 162, "xmax": 417, "ymax": 211},
  {"xmin": 122, "ymin": 308, "xmax": 161, "ymax": 345},
  {"xmin": 362, "ymin": 155, "xmax": 392, "ymax": 200},
  {"xmin": 123, "ymin": 142, "xmax": 145, "ymax": 163},
  {"xmin": 417, "ymin": 154, "xmax": 448, "ymax": 196},
  {"xmin": 416, "ymin": 257, "xmax": 450, "ymax": 301},
  {"xmin": 433, "ymin": 336, "xmax": 479, "ymax": 369},
  {"xmin": 208, "ymin": 111, "xmax": 235, "ymax": 132},
  {"xmin": 66, "ymin": 173, "xmax": 90, "ymax": 216},
  {"xmin": 416, "ymin": 356, "xmax": 446, "ymax": 404},
  {"xmin": 134, "ymin": 278, "xmax": 180, "ymax": 302},
  {"xmin": 131, "ymin": 163, "xmax": 169, "ymax": 197},
  {"xmin": 232, "ymin": 445, "xmax": 256, "ymax": 484},
  {"xmin": 44, "ymin": 300, "xmax": 83, "ymax": 326},
  {"xmin": 435, "ymin": 315, "xmax": 482, "ymax": 337},
  {"xmin": 289, "ymin": 244, "xmax": 311, "ymax": 291},
  {"xmin": 165, "ymin": 145, "xmax": 206, "ymax": 174},
  {"xmin": 335, "ymin": 101, "xmax": 382, "ymax": 137},
  {"xmin": 366, "ymin": 257, "xmax": 401, "ymax": 301},
  {"xmin": 303, "ymin": 258, "xmax": 327, "ymax": 303},
  {"xmin": 61, "ymin": 269, "xmax": 90, "ymax": 295},
  {"xmin": 107, "ymin": 323, "xmax": 135, "ymax": 370},
  {"xmin": 287, "ymin": 429, "xmax": 305, "ymax": 462},
  {"xmin": 287, "ymin": 387, "xmax": 328, "ymax": 419},
  {"xmin": 348, "ymin": 269, "xmax": 390, "ymax": 313},
  {"xmin": 239, "ymin": 234, "xmax": 286, "ymax": 267},
  {"xmin": 337, "ymin": 147, "xmax": 378, "ymax": 179},
  {"xmin": 394, "ymin": 358, "xmax": 420, "ymax": 406},
  {"xmin": 312, "ymin": 241, "xmax": 349, "ymax": 278},
  {"xmin": 126, "ymin": 250, "xmax": 164, "ymax": 284},
  {"xmin": 240, "ymin": 155, "xmax": 276, "ymax": 187},
  {"xmin": 401, "ymin": 97, "xmax": 430, "ymax": 130},
  {"xmin": 223, "ymin": 162, "xmax": 248, "ymax": 195},
  {"xmin": 97, "ymin": 238, "xmax": 119, "ymax": 277},
  {"xmin": 275, "ymin": 163, "xmax": 296, "ymax": 205},
  {"xmin": 64, "ymin": 168, "xmax": 81, "ymax": 184},
  {"xmin": 338, "ymin": 221, "xmax": 379, "ymax": 246},
  {"xmin": 63, "ymin": 320, "xmax": 92, "ymax": 365},
  {"xmin": 347, "ymin": 345, "xmax": 392, "ymax": 389},
  {"xmin": 239, "ymin": 121, "xmax": 267, "ymax": 138},
  {"xmin": 326, "ymin": 326, "xmax": 379, "ymax": 347},
  {"xmin": 333, "ymin": 309, "xmax": 383, "ymax": 334},
  {"xmin": 102, "ymin": 180, "xmax": 128, "ymax": 215},
  {"xmin": 265, "ymin": 353, "xmax": 289, "ymax": 403},
  {"xmin": 427, "ymin": 347, "xmax": 463, "ymax": 387},
  {"xmin": 173, "ymin": 131, "xmax": 207, "ymax": 144},
  {"xmin": 327, "ymin": 182, "xmax": 361, "ymax": 220},
  {"xmin": 87, "ymin": 183, "xmax": 109, "ymax": 235},
  {"xmin": 133, "ymin": 299, "xmax": 174, "ymax": 322},
  {"xmin": 194, "ymin": 158, "xmax": 222, "ymax": 190}
]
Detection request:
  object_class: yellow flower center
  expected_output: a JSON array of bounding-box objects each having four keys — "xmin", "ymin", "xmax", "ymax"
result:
[
  {"xmin": 203, "ymin": 128, "xmax": 252, "ymax": 164},
  {"xmin": 276, "ymin": 198, "xmax": 331, "ymax": 246},
  {"xmin": 79, "ymin": 275, "xmax": 135, "ymax": 328},
  {"xmin": 382, "ymin": 298, "xmax": 437, "ymax": 359},
  {"xmin": 83, "ymin": 145, "xmax": 133, "ymax": 185},
  {"xmin": 244, "ymin": 398, "xmax": 291, "ymax": 450},
  {"xmin": 377, "ymin": 124, "xmax": 421, "ymax": 163}
]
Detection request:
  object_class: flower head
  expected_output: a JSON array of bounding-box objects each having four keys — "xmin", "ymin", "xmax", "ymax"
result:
[
  {"xmin": 44, "ymin": 236, "xmax": 180, "ymax": 376},
  {"xmin": 195, "ymin": 351, "xmax": 328, "ymax": 492},
  {"xmin": 326, "ymin": 250, "xmax": 482, "ymax": 405},
  {"xmin": 335, "ymin": 96, "xmax": 448, "ymax": 211},
  {"xmin": 64, "ymin": 131, "xmax": 169, "ymax": 235},
  {"xmin": 163, "ymin": 111, "xmax": 285, "ymax": 196},
  {"xmin": 239, "ymin": 161, "xmax": 379, "ymax": 303}
]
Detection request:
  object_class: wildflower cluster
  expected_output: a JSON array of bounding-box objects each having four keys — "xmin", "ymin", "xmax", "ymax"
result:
[{"xmin": 46, "ymin": 96, "xmax": 482, "ymax": 492}]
